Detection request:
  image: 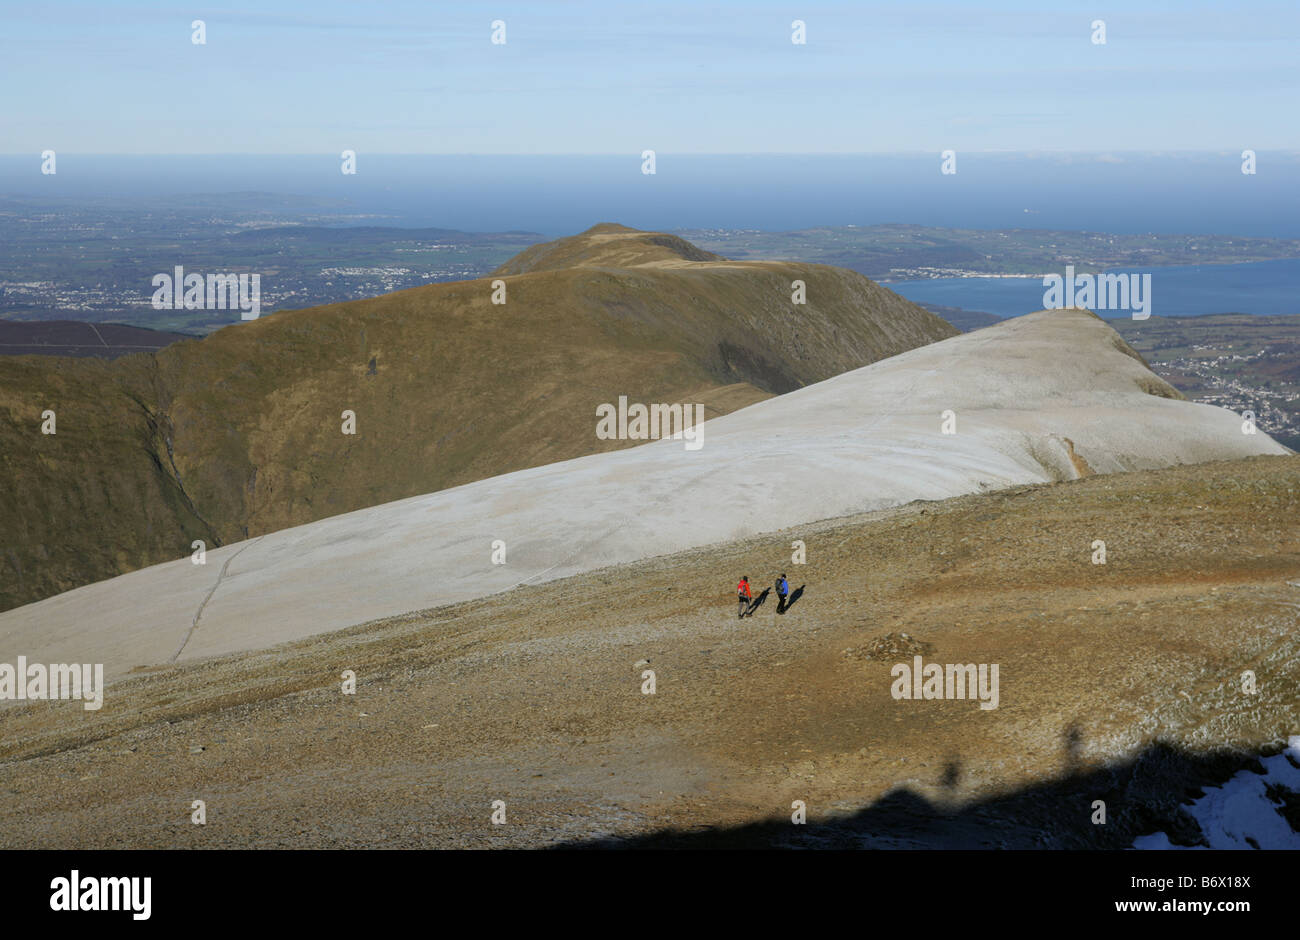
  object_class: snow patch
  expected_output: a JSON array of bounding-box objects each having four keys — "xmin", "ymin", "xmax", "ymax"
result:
[{"xmin": 1133, "ymin": 736, "xmax": 1300, "ymax": 850}]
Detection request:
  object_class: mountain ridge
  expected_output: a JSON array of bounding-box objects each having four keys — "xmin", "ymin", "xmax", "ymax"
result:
[
  {"xmin": 0, "ymin": 225, "xmax": 956, "ymax": 610},
  {"xmin": 1, "ymin": 306, "xmax": 1284, "ymax": 679}
]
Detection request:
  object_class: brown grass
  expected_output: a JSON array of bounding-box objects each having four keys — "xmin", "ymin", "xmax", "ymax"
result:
[{"xmin": 1, "ymin": 455, "xmax": 1295, "ymax": 848}]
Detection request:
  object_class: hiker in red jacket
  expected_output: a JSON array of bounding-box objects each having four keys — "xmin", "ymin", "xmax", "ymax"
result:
[{"xmin": 737, "ymin": 576, "xmax": 752, "ymax": 619}]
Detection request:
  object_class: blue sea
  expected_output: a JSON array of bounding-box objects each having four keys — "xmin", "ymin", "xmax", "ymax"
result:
[
  {"xmin": 3, "ymin": 152, "xmax": 1300, "ymax": 238},
  {"xmin": 888, "ymin": 259, "xmax": 1300, "ymax": 319}
]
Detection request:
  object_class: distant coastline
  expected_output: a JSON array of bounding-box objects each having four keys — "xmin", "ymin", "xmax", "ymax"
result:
[{"xmin": 888, "ymin": 257, "xmax": 1300, "ymax": 320}]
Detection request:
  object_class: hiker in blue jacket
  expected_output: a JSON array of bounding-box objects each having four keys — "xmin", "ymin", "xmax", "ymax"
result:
[{"xmin": 776, "ymin": 573, "xmax": 790, "ymax": 614}]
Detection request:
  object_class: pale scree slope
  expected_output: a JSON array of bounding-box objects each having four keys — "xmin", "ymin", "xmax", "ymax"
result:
[{"xmin": 0, "ymin": 308, "xmax": 1286, "ymax": 678}]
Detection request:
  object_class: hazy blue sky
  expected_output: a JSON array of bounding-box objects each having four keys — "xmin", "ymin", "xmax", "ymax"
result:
[{"xmin": 3, "ymin": 0, "xmax": 1298, "ymax": 154}]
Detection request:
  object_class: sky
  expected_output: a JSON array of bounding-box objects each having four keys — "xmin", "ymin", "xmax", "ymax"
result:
[{"xmin": 2, "ymin": 0, "xmax": 1299, "ymax": 155}]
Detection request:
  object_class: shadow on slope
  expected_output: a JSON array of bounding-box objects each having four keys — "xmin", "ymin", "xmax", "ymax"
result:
[{"xmin": 556, "ymin": 738, "xmax": 1298, "ymax": 850}]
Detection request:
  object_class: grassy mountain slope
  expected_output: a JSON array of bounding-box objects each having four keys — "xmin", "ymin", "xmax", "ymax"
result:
[
  {"xmin": 0, "ymin": 225, "xmax": 957, "ymax": 611},
  {"xmin": 1, "ymin": 454, "xmax": 1294, "ymax": 848},
  {"xmin": 0, "ymin": 320, "xmax": 197, "ymax": 358}
]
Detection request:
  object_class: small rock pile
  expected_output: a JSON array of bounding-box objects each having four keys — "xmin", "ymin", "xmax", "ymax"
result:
[{"xmin": 842, "ymin": 631, "xmax": 933, "ymax": 662}]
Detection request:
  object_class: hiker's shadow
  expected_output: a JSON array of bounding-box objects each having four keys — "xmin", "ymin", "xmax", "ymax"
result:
[
  {"xmin": 784, "ymin": 585, "xmax": 805, "ymax": 611},
  {"xmin": 747, "ymin": 588, "xmax": 770, "ymax": 616}
]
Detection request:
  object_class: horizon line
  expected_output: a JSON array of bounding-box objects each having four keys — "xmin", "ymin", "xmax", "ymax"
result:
[{"xmin": 4, "ymin": 149, "xmax": 1299, "ymax": 158}]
